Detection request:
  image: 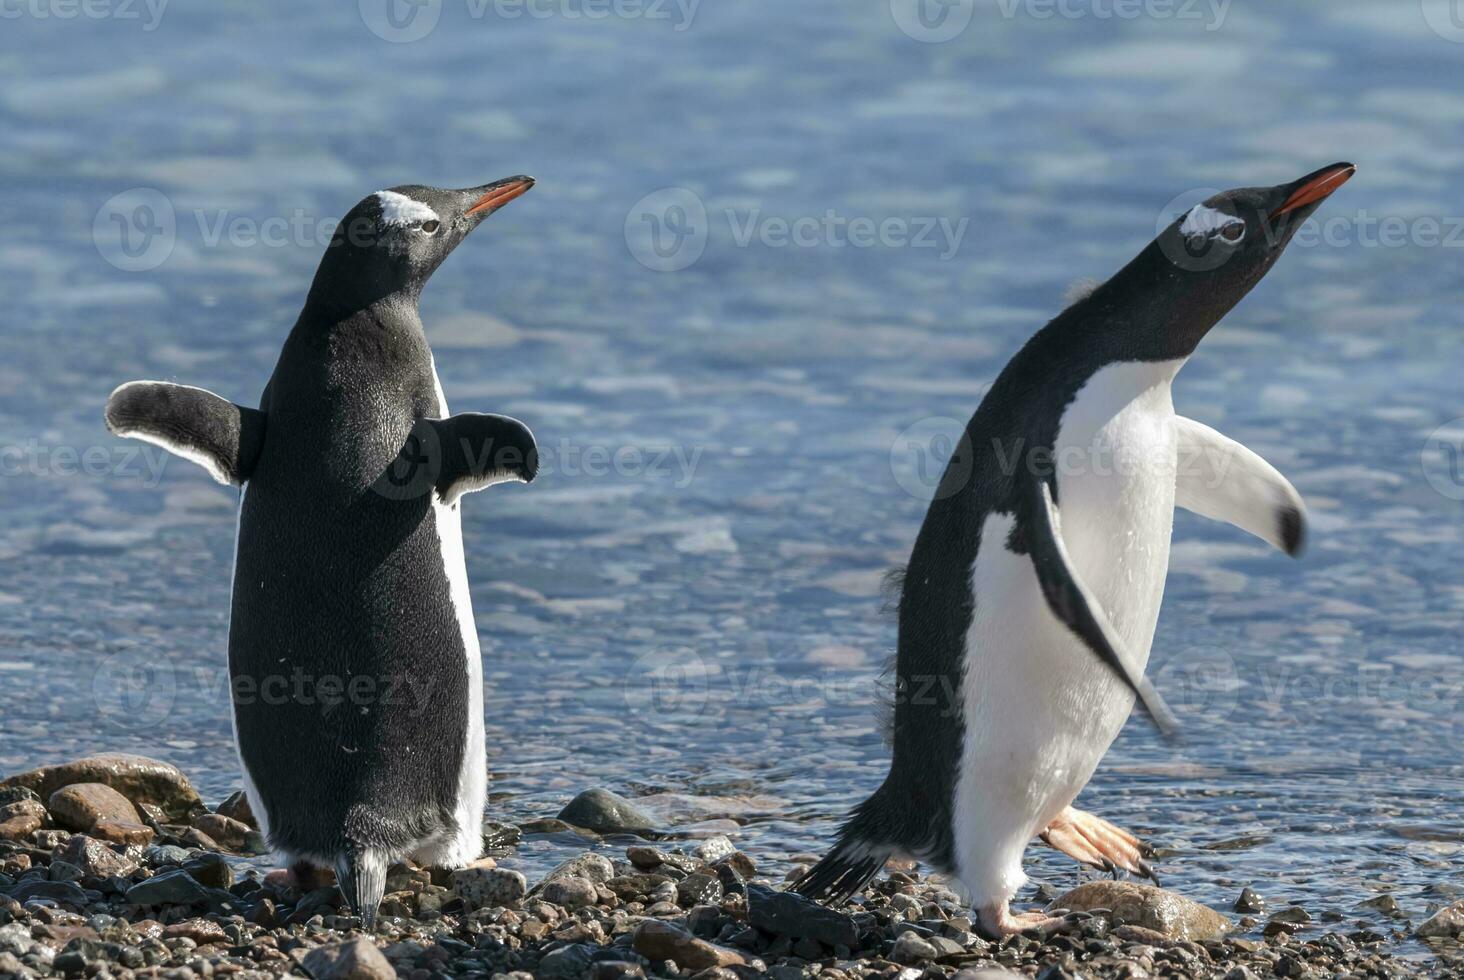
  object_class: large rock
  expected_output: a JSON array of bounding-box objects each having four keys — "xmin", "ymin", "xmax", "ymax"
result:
[
  {"xmin": 55, "ymin": 835, "xmax": 138, "ymax": 879},
  {"xmin": 213, "ymin": 790, "xmax": 256, "ymax": 828},
  {"xmin": 541, "ymin": 875, "xmax": 599, "ymax": 909},
  {"xmin": 747, "ymin": 883, "xmax": 860, "ymax": 948},
  {"xmin": 8, "ymin": 879, "xmax": 99, "ymax": 907},
  {"xmin": 190, "ymin": 813, "xmax": 251, "ymax": 851},
  {"xmin": 124, "ymin": 867, "xmax": 233, "ymax": 908},
  {"xmin": 633, "ymin": 920, "xmax": 745, "ymax": 970},
  {"xmin": 1049, "ymin": 881, "xmax": 1231, "ymax": 941},
  {"xmin": 451, "ymin": 867, "xmax": 526, "ymax": 909},
  {"xmin": 3, "ymin": 755, "xmax": 204, "ymax": 821},
  {"xmin": 1417, "ymin": 900, "xmax": 1464, "ymax": 939},
  {"xmin": 536, "ymin": 852, "xmax": 616, "ymax": 888},
  {"xmin": 0, "ymin": 793, "xmax": 46, "ymax": 842},
  {"xmin": 301, "ymin": 937, "xmax": 395, "ymax": 980},
  {"xmin": 90, "ymin": 819, "xmax": 154, "ymax": 846},
  {"xmin": 556, "ymin": 789, "xmax": 660, "ymax": 835},
  {"xmin": 48, "ymin": 784, "xmax": 140, "ymax": 832}
]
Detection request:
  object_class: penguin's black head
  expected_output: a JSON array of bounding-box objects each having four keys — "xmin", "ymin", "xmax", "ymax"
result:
[
  {"xmin": 1087, "ymin": 162, "xmax": 1354, "ymax": 360},
  {"xmin": 304, "ymin": 175, "xmax": 534, "ymax": 319}
]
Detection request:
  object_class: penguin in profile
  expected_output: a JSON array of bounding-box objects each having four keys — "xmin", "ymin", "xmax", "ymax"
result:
[
  {"xmin": 105, "ymin": 176, "xmax": 540, "ymax": 927},
  {"xmin": 794, "ymin": 163, "xmax": 1355, "ymax": 936}
]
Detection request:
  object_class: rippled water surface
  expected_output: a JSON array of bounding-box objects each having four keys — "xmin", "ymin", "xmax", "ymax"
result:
[{"xmin": 3, "ymin": 0, "xmax": 1464, "ymax": 957}]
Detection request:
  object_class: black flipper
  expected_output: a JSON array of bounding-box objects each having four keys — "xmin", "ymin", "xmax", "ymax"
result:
[
  {"xmin": 105, "ymin": 381, "xmax": 266, "ymax": 486},
  {"xmin": 334, "ymin": 849, "xmax": 386, "ymax": 930},
  {"xmin": 1025, "ymin": 479, "xmax": 1180, "ymax": 738},
  {"xmin": 428, "ymin": 413, "xmax": 538, "ymax": 504}
]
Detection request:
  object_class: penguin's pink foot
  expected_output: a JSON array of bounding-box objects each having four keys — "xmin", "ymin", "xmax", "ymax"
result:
[
  {"xmin": 977, "ymin": 903, "xmax": 1067, "ymax": 938},
  {"xmin": 1040, "ymin": 806, "xmax": 1158, "ymax": 882}
]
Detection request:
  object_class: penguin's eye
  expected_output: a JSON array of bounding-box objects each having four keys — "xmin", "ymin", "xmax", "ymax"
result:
[
  {"xmin": 419, "ymin": 219, "xmax": 441, "ymax": 235},
  {"xmin": 1219, "ymin": 221, "xmax": 1245, "ymax": 243}
]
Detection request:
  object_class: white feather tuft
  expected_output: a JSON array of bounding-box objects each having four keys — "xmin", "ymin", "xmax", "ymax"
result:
[
  {"xmin": 1178, "ymin": 203, "xmax": 1241, "ymax": 238},
  {"xmin": 375, "ymin": 190, "xmax": 438, "ymax": 227}
]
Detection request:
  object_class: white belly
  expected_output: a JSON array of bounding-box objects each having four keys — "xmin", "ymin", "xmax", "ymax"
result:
[
  {"xmin": 951, "ymin": 359, "xmax": 1181, "ymax": 908},
  {"xmin": 412, "ymin": 367, "xmax": 487, "ymax": 867}
]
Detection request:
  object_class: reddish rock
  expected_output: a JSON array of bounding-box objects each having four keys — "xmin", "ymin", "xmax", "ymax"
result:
[
  {"xmin": 91, "ymin": 819, "xmax": 155, "ymax": 845},
  {"xmin": 300, "ymin": 937, "xmax": 395, "ymax": 980},
  {"xmin": 48, "ymin": 783, "xmax": 141, "ymax": 832},
  {"xmin": 633, "ymin": 920, "xmax": 746, "ymax": 970},
  {"xmin": 0, "ymin": 811, "xmax": 42, "ymax": 841},
  {"xmin": 179, "ymin": 827, "xmax": 219, "ymax": 850},
  {"xmin": 55, "ymin": 835, "xmax": 138, "ymax": 879},
  {"xmin": 163, "ymin": 918, "xmax": 229, "ymax": 945},
  {"xmin": 3, "ymin": 755, "xmax": 204, "ymax": 821},
  {"xmin": 191, "ymin": 813, "xmax": 251, "ymax": 851},
  {"xmin": 213, "ymin": 790, "xmax": 256, "ymax": 828},
  {"xmin": 0, "ymin": 794, "xmax": 47, "ymax": 841}
]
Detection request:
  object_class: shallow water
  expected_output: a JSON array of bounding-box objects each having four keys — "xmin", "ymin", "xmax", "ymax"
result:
[{"xmin": 3, "ymin": 0, "xmax": 1464, "ymax": 956}]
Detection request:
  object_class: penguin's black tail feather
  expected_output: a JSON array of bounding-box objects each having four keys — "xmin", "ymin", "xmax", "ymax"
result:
[
  {"xmin": 335, "ymin": 848, "xmax": 387, "ymax": 930},
  {"xmin": 790, "ymin": 796, "xmax": 896, "ymax": 906},
  {"xmin": 790, "ymin": 840, "xmax": 892, "ymax": 906}
]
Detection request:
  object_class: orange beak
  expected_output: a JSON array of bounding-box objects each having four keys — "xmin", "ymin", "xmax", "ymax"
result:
[
  {"xmin": 1270, "ymin": 162, "xmax": 1355, "ymax": 220},
  {"xmin": 467, "ymin": 176, "xmax": 535, "ymax": 217}
]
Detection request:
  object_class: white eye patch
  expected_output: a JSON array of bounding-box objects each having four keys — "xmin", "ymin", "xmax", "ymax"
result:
[
  {"xmin": 374, "ymin": 190, "xmax": 439, "ymax": 228},
  {"xmin": 1179, "ymin": 203, "xmax": 1244, "ymax": 240}
]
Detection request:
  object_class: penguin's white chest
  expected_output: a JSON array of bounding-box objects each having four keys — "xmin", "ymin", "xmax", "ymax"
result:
[{"xmin": 951, "ymin": 359, "xmax": 1181, "ymax": 907}]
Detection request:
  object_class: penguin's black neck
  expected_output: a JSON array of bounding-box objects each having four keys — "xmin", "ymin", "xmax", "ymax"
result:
[{"xmin": 1040, "ymin": 240, "xmax": 1261, "ymax": 364}]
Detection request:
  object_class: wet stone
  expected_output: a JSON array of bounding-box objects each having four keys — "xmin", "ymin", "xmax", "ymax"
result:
[
  {"xmin": 556, "ymin": 789, "xmax": 659, "ymax": 836},
  {"xmin": 1049, "ymin": 881, "xmax": 1232, "ymax": 941},
  {"xmin": 540, "ymin": 875, "xmax": 598, "ymax": 909},
  {"xmin": 626, "ymin": 846, "xmax": 666, "ymax": 870},
  {"xmin": 451, "ymin": 867, "xmax": 526, "ymax": 909},
  {"xmin": 55, "ymin": 835, "xmax": 137, "ymax": 880},
  {"xmin": 677, "ymin": 872, "xmax": 723, "ymax": 907},
  {"xmin": 3, "ymin": 755, "xmax": 204, "ymax": 822},
  {"xmin": 747, "ymin": 884, "xmax": 860, "ymax": 949},
  {"xmin": 189, "ymin": 814, "xmax": 251, "ymax": 852},
  {"xmin": 1233, "ymin": 887, "xmax": 1265, "ymax": 913},
  {"xmin": 632, "ymin": 919, "xmax": 745, "ymax": 970},
  {"xmin": 300, "ymin": 936, "xmax": 395, "ymax": 980},
  {"xmin": 48, "ymin": 784, "xmax": 140, "ymax": 832},
  {"xmin": 1416, "ymin": 900, "xmax": 1464, "ymax": 938},
  {"xmin": 693, "ymin": 835, "xmax": 735, "ymax": 864}
]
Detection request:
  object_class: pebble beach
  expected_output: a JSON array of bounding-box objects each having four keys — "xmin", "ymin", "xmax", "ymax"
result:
[{"xmin": 2, "ymin": 754, "xmax": 1462, "ymax": 979}]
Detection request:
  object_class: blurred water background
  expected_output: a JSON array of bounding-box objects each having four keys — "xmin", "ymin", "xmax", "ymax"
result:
[{"xmin": 3, "ymin": 0, "xmax": 1464, "ymax": 955}]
